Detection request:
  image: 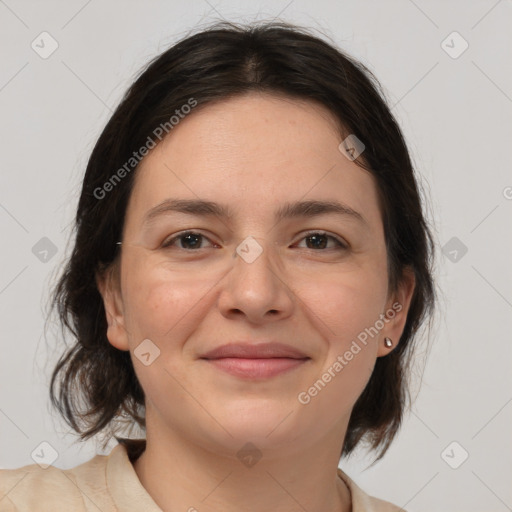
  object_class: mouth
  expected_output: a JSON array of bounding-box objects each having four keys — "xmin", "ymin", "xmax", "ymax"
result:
[
  {"xmin": 203, "ymin": 357, "xmax": 310, "ymax": 379},
  {"xmin": 199, "ymin": 342, "xmax": 310, "ymax": 379}
]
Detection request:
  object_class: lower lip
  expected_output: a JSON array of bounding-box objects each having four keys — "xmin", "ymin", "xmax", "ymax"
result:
[{"xmin": 204, "ymin": 357, "xmax": 309, "ymax": 379}]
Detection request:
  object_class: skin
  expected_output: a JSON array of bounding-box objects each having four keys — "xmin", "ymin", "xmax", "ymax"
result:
[{"xmin": 97, "ymin": 92, "xmax": 415, "ymax": 512}]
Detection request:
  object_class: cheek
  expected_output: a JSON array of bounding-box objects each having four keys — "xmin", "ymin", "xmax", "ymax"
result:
[
  {"xmin": 121, "ymin": 257, "xmax": 210, "ymax": 342},
  {"xmin": 294, "ymin": 269, "xmax": 384, "ymax": 406},
  {"xmin": 297, "ymin": 266, "xmax": 387, "ymax": 342},
  {"xmin": 120, "ymin": 265, "xmax": 209, "ymax": 398},
  {"xmin": 296, "ymin": 289, "xmax": 379, "ymax": 425}
]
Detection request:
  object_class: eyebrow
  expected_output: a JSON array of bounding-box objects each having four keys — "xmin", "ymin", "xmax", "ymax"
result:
[{"xmin": 142, "ymin": 198, "xmax": 368, "ymax": 227}]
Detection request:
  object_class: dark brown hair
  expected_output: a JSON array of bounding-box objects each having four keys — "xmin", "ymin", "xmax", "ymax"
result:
[{"xmin": 49, "ymin": 20, "xmax": 437, "ymax": 463}]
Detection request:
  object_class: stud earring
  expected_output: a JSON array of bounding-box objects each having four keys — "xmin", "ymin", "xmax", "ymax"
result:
[{"xmin": 384, "ymin": 337, "xmax": 393, "ymax": 348}]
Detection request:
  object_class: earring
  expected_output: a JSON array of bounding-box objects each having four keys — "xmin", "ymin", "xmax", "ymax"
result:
[{"xmin": 384, "ymin": 337, "xmax": 393, "ymax": 348}]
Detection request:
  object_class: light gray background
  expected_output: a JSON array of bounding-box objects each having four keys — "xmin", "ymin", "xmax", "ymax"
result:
[{"xmin": 1, "ymin": 1, "xmax": 511, "ymax": 511}]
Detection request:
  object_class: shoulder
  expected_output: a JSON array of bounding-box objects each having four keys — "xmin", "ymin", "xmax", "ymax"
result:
[
  {"xmin": 0, "ymin": 449, "xmax": 114, "ymax": 512},
  {"xmin": 337, "ymin": 468, "xmax": 406, "ymax": 512}
]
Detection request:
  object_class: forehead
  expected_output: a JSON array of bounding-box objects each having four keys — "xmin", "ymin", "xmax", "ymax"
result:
[{"xmin": 126, "ymin": 93, "xmax": 383, "ymax": 232}]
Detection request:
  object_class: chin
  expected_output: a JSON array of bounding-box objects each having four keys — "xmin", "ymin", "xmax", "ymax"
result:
[{"xmin": 216, "ymin": 402, "xmax": 304, "ymax": 445}]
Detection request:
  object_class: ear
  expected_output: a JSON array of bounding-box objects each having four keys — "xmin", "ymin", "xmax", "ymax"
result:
[
  {"xmin": 377, "ymin": 267, "xmax": 416, "ymax": 357},
  {"xmin": 95, "ymin": 262, "xmax": 130, "ymax": 351}
]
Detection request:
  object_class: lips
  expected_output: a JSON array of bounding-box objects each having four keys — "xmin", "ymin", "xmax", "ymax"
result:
[
  {"xmin": 200, "ymin": 342, "xmax": 308, "ymax": 360},
  {"xmin": 200, "ymin": 342, "xmax": 310, "ymax": 379}
]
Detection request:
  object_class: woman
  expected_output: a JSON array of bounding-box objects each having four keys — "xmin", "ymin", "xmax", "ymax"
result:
[{"xmin": 0, "ymin": 21, "xmax": 436, "ymax": 511}]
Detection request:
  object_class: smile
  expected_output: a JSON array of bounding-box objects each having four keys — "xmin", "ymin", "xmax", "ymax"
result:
[{"xmin": 204, "ymin": 357, "xmax": 310, "ymax": 379}]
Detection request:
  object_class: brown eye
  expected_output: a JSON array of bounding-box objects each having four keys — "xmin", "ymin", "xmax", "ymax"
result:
[
  {"xmin": 161, "ymin": 231, "xmax": 213, "ymax": 250},
  {"xmin": 296, "ymin": 231, "xmax": 347, "ymax": 250}
]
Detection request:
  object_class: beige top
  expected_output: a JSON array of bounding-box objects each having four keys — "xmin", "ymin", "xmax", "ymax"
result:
[{"xmin": 0, "ymin": 440, "xmax": 405, "ymax": 511}]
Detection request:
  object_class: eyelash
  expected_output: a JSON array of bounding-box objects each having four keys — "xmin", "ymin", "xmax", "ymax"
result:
[{"xmin": 161, "ymin": 230, "xmax": 348, "ymax": 251}]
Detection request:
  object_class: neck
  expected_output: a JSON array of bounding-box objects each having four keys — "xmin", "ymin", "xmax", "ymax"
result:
[{"xmin": 131, "ymin": 411, "xmax": 352, "ymax": 512}]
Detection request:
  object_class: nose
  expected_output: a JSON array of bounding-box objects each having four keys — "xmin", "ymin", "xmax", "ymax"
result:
[{"xmin": 216, "ymin": 236, "xmax": 295, "ymax": 324}]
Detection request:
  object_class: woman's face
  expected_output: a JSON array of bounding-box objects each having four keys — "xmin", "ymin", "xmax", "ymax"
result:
[{"xmin": 99, "ymin": 92, "xmax": 414, "ymax": 459}]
